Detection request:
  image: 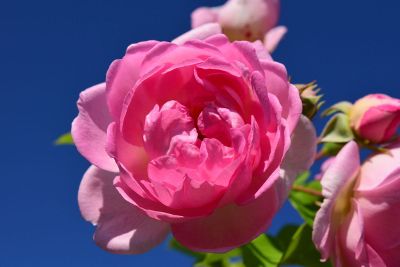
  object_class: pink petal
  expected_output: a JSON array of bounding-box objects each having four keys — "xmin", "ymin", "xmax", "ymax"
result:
[
  {"xmin": 71, "ymin": 83, "xmax": 117, "ymax": 172},
  {"xmin": 148, "ymin": 155, "xmax": 225, "ymax": 211},
  {"xmin": 313, "ymin": 141, "xmax": 360, "ymax": 260},
  {"xmin": 277, "ymin": 116, "xmax": 317, "ymax": 204},
  {"xmin": 172, "ymin": 23, "xmax": 222, "ymax": 45},
  {"xmin": 358, "ymin": 105, "xmax": 400, "ymax": 143},
  {"xmin": 171, "ymin": 184, "xmax": 279, "ymax": 252},
  {"xmin": 357, "ymin": 144, "xmax": 400, "ymax": 191},
  {"xmin": 236, "ymin": 123, "xmax": 287, "ymax": 204},
  {"xmin": 115, "ymin": 174, "xmax": 206, "ymax": 223},
  {"xmin": 261, "ymin": 60, "xmax": 301, "ymax": 133},
  {"xmin": 197, "ymin": 103, "xmax": 244, "ymax": 146},
  {"xmin": 143, "ymin": 101, "xmax": 195, "ymax": 158},
  {"xmin": 252, "ymin": 40, "xmax": 273, "ymax": 61},
  {"xmin": 191, "ymin": 7, "xmax": 220, "ymax": 28},
  {"xmin": 264, "ymin": 26, "xmax": 287, "ymax": 53},
  {"xmin": 336, "ymin": 200, "xmax": 368, "ymax": 266},
  {"xmin": 121, "ymin": 62, "xmax": 210, "ymax": 145},
  {"xmin": 357, "ymin": 196, "xmax": 400, "ymax": 265},
  {"xmin": 78, "ymin": 165, "xmax": 170, "ymax": 254},
  {"xmin": 106, "ymin": 41, "xmax": 159, "ymax": 119},
  {"xmin": 320, "ymin": 141, "xmax": 360, "ymax": 199},
  {"xmin": 204, "ymin": 34, "xmax": 264, "ymax": 73}
]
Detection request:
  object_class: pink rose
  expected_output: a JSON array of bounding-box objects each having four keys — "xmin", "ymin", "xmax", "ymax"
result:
[
  {"xmin": 72, "ymin": 24, "xmax": 316, "ymax": 254},
  {"xmin": 349, "ymin": 94, "xmax": 400, "ymax": 143},
  {"xmin": 191, "ymin": 0, "xmax": 287, "ymax": 52},
  {"xmin": 313, "ymin": 141, "xmax": 400, "ymax": 266}
]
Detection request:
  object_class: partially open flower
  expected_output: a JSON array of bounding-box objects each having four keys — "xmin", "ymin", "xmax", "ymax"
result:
[
  {"xmin": 191, "ymin": 0, "xmax": 287, "ymax": 52},
  {"xmin": 349, "ymin": 94, "xmax": 400, "ymax": 144},
  {"xmin": 313, "ymin": 141, "xmax": 400, "ymax": 266}
]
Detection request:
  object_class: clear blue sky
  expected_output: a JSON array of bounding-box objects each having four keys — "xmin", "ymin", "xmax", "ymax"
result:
[{"xmin": 1, "ymin": 0, "xmax": 399, "ymax": 266}]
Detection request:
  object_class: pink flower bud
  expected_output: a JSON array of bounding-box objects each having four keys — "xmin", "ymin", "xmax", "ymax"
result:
[
  {"xmin": 191, "ymin": 0, "xmax": 285, "ymax": 52},
  {"xmin": 349, "ymin": 94, "xmax": 400, "ymax": 143}
]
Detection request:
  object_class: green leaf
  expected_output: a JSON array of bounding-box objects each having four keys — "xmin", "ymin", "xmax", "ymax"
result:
[
  {"xmin": 320, "ymin": 113, "xmax": 354, "ymax": 143},
  {"xmin": 170, "ymin": 238, "xmax": 205, "ymax": 261},
  {"xmin": 54, "ymin": 132, "xmax": 74, "ymax": 145},
  {"xmin": 195, "ymin": 249, "xmax": 244, "ymax": 267},
  {"xmin": 321, "ymin": 101, "xmax": 352, "ymax": 117},
  {"xmin": 241, "ymin": 234, "xmax": 283, "ymax": 267},
  {"xmin": 170, "ymin": 238, "xmax": 244, "ymax": 267},
  {"xmin": 290, "ymin": 172, "xmax": 323, "ymax": 226},
  {"xmin": 281, "ymin": 224, "xmax": 331, "ymax": 267},
  {"xmin": 320, "ymin": 142, "xmax": 345, "ymax": 156}
]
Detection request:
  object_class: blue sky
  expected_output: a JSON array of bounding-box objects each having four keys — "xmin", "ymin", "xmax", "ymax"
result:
[{"xmin": 1, "ymin": 0, "xmax": 399, "ymax": 266}]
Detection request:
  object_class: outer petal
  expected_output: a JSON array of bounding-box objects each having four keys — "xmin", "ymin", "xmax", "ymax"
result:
[
  {"xmin": 191, "ymin": 7, "xmax": 221, "ymax": 28},
  {"xmin": 106, "ymin": 41, "xmax": 159, "ymax": 119},
  {"xmin": 264, "ymin": 26, "xmax": 287, "ymax": 53},
  {"xmin": 312, "ymin": 141, "xmax": 360, "ymax": 260},
  {"xmin": 277, "ymin": 116, "xmax": 317, "ymax": 204},
  {"xmin": 335, "ymin": 200, "xmax": 369, "ymax": 267},
  {"xmin": 172, "ymin": 23, "xmax": 222, "ymax": 45},
  {"xmin": 357, "ymin": 196, "xmax": 400, "ymax": 265},
  {"xmin": 71, "ymin": 83, "xmax": 118, "ymax": 172},
  {"xmin": 78, "ymin": 165, "xmax": 170, "ymax": 254},
  {"xmin": 356, "ymin": 143, "xmax": 400, "ymax": 191},
  {"xmin": 171, "ymin": 184, "xmax": 279, "ymax": 252},
  {"xmin": 261, "ymin": 60, "xmax": 301, "ymax": 133}
]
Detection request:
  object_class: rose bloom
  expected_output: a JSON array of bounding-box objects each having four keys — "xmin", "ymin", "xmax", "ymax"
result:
[
  {"xmin": 313, "ymin": 141, "xmax": 400, "ymax": 266},
  {"xmin": 349, "ymin": 94, "xmax": 400, "ymax": 144},
  {"xmin": 72, "ymin": 24, "xmax": 316, "ymax": 254},
  {"xmin": 191, "ymin": 0, "xmax": 287, "ymax": 52}
]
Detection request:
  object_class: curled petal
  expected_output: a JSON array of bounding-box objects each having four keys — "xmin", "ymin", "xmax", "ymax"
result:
[
  {"xmin": 106, "ymin": 41, "xmax": 159, "ymax": 119},
  {"xmin": 261, "ymin": 61, "xmax": 301, "ymax": 133},
  {"xmin": 171, "ymin": 184, "xmax": 279, "ymax": 253},
  {"xmin": 357, "ymin": 144, "xmax": 400, "ymax": 192},
  {"xmin": 264, "ymin": 26, "xmax": 287, "ymax": 53},
  {"xmin": 312, "ymin": 141, "xmax": 360, "ymax": 260},
  {"xmin": 277, "ymin": 116, "xmax": 317, "ymax": 204},
  {"xmin": 172, "ymin": 23, "xmax": 222, "ymax": 45},
  {"xmin": 78, "ymin": 166, "xmax": 170, "ymax": 254},
  {"xmin": 143, "ymin": 101, "xmax": 195, "ymax": 158},
  {"xmin": 191, "ymin": 7, "xmax": 220, "ymax": 28},
  {"xmin": 71, "ymin": 84, "xmax": 117, "ymax": 172}
]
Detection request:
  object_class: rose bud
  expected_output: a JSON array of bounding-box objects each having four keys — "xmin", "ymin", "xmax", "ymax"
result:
[
  {"xmin": 313, "ymin": 141, "xmax": 400, "ymax": 266},
  {"xmin": 349, "ymin": 94, "xmax": 400, "ymax": 143},
  {"xmin": 191, "ymin": 0, "xmax": 287, "ymax": 52},
  {"xmin": 72, "ymin": 24, "xmax": 317, "ymax": 254},
  {"xmin": 296, "ymin": 82, "xmax": 324, "ymax": 119}
]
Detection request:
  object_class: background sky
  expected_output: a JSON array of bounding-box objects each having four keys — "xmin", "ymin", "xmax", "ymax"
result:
[{"xmin": 1, "ymin": 0, "xmax": 399, "ymax": 266}]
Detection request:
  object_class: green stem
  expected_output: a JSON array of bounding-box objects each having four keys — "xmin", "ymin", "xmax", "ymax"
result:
[{"xmin": 292, "ymin": 185, "xmax": 323, "ymax": 197}]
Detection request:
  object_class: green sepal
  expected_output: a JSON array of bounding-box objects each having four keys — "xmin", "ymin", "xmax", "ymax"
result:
[
  {"xmin": 320, "ymin": 142, "xmax": 346, "ymax": 156},
  {"xmin": 296, "ymin": 81, "xmax": 324, "ymax": 119},
  {"xmin": 321, "ymin": 101, "xmax": 352, "ymax": 117},
  {"xmin": 320, "ymin": 113, "xmax": 354, "ymax": 143}
]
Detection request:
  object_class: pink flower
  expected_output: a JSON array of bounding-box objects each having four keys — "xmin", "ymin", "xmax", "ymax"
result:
[
  {"xmin": 191, "ymin": 0, "xmax": 287, "ymax": 52},
  {"xmin": 72, "ymin": 24, "xmax": 316, "ymax": 254},
  {"xmin": 313, "ymin": 141, "xmax": 400, "ymax": 266},
  {"xmin": 349, "ymin": 94, "xmax": 400, "ymax": 144}
]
